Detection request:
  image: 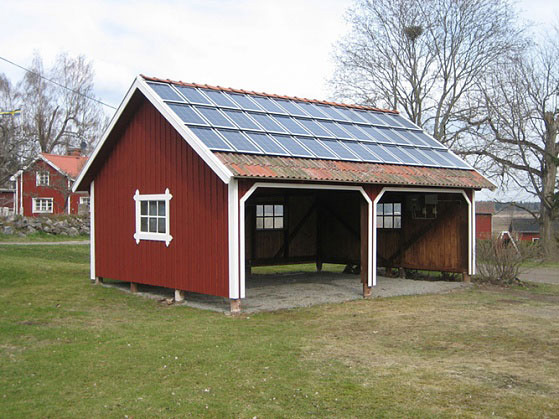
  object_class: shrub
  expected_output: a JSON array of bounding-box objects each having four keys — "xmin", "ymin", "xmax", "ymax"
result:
[{"xmin": 475, "ymin": 235, "xmax": 540, "ymax": 285}]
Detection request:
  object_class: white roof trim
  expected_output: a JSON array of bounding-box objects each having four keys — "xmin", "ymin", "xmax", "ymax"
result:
[
  {"xmin": 73, "ymin": 76, "xmax": 233, "ymax": 192},
  {"xmin": 13, "ymin": 154, "xmax": 70, "ymax": 179}
]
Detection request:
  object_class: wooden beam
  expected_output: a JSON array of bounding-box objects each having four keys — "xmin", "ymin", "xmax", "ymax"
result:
[
  {"xmin": 230, "ymin": 299, "xmax": 241, "ymax": 315},
  {"xmin": 175, "ymin": 289, "xmax": 185, "ymax": 302},
  {"xmin": 130, "ymin": 282, "xmax": 138, "ymax": 293},
  {"xmin": 94, "ymin": 276, "xmax": 103, "ymax": 285},
  {"xmin": 361, "ymin": 199, "xmax": 371, "ymax": 298}
]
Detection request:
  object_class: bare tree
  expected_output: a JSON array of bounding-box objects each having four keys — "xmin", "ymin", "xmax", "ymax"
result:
[
  {"xmin": 18, "ymin": 52, "xmax": 106, "ymax": 154},
  {"xmin": 330, "ymin": 0, "xmax": 525, "ymax": 147},
  {"xmin": 461, "ymin": 36, "xmax": 559, "ymax": 257}
]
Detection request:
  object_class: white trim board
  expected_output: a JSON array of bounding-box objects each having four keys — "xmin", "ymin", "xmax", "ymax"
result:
[
  {"xmin": 372, "ymin": 187, "xmax": 474, "ymax": 284},
  {"xmin": 238, "ymin": 182, "xmax": 373, "ymax": 299},
  {"xmin": 228, "ymin": 179, "xmax": 240, "ymax": 299},
  {"xmin": 90, "ymin": 181, "xmax": 96, "ymax": 280},
  {"xmin": 73, "ymin": 76, "xmax": 234, "ymax": 193}
]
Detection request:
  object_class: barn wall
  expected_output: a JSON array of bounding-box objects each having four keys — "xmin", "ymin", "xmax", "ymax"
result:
[
  {"xmin": 94, "ymin": 98, "xmax": 229, "ymax": 297},
  {"xmin": 377, "ymin": 192, "xmax": 469, "ymax": 273},
  {"xmin": 476, "ymin": 213, "xmax": 492, "ymax": 239}
]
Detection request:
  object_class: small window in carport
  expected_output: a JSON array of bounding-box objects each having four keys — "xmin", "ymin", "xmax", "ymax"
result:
[
  {"xmin": 256, "ymin": 204, "xmax": 284, "ymax": 230},
  {"xmin": 377, "ymin": 203, "xmax": 401, "ymax": 229}
]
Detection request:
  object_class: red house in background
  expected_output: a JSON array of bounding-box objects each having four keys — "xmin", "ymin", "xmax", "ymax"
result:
[
  {"xmin": 11, "ymin": 150, "xmax": 89, "ymax": 216},
  {"xmin": 475, "ymin": 201, "xmax": 494, "ymax": 239},
  {"xmin": 0, "ymin": 187, "xmax": 15, "ymax": 215}
]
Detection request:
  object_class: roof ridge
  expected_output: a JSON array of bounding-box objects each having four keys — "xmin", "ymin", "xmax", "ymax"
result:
[{"xmin": 140, "ymin": 74, "xmax": 398, "ymax": 114}]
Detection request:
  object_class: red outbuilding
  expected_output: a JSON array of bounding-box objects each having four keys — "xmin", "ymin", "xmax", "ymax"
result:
[
  {"xmin": 12, "ymin": 151, "xmax": 89, "ymax": 216},
  {"xmin": 475, "ymin": 201, "xmax": 495, "ymax": 239},
  {"xmin": 74, "ymin": 75, "xmax": 494, "ymax": 312},
  {"xmin": 0, "ymin": 188, "xmax": 15, "ymax": 215}
]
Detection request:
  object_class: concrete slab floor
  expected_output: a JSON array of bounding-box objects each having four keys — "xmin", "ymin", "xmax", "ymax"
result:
[{"xmin": 100, "ymin": 271, "xmax": 470, "ymax": 314}]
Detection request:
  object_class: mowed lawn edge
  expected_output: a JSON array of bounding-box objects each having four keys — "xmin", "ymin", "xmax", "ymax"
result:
[{"xmin": 0, "ymin": 244, "xmax": 558, "ymax": 417}]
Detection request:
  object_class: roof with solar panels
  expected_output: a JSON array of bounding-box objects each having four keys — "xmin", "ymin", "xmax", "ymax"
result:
[{"xmin": 73, "ymin": 75, "xmax": 494, "ymax": 191}]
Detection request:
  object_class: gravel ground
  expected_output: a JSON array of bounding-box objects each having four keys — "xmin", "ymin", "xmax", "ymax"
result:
[
  {"xmin": 519, "ymin": 267, "xmax": 559, "ymax": 285},
  {"xmin": 102, "ymin": 272, "xmax": 469, "ymax": 314}
]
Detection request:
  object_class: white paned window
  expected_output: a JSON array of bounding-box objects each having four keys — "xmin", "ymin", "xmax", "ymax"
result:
[
  {"xmin": 133, "ymin": 189, "xmax": 173, "ymax": 246},
  {"xmin": 256, "ymin": 204, "xmax": 284, "ymax": 230},
  {"xmin": 36, "ymin": 171, "xmax": 50, "ymax": 186},
  {"xmin": 376, "ymin": 202, "xmax": 402, "ymax": 229},
  {"xmin": 33, "ymin": 198, "xmax": 53, "ymax": 213},
  {"xmin": 79, "ymin": 196, "xmax": 90, "ymax": 207}
]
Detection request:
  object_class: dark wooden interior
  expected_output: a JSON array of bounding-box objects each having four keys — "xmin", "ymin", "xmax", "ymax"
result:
[{"xmin": 244, "ymin": 188, "xmax": 469, "ymax": 276}]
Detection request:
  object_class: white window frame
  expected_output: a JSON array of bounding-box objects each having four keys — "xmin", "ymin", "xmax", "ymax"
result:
[
  {"xmin": 36, "ymin": 171, "xmax": 50, "ymax": 186},
  {"xmin": 133, "ymin": 188, "xmax": 173, "ymax": 246},
  {"xmin": 79, "ymin": 196, "xmax": 90, "ymax": 207},
  {"xmin": 32, "ymin": 197, "xmax": 53, "ymax": 213}
]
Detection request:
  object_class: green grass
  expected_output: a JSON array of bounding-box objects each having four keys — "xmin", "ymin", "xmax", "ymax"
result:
[
  {"xmin": 0, "ymin": 232, "xmax": 89, "ymax": 242},
  {"xmin": 252, "ymin": 263, "xmax": 345, "ymax": 275},
  {"xmin": 1, "ymin": 246, "xmax": 558, "ymax": 417}
]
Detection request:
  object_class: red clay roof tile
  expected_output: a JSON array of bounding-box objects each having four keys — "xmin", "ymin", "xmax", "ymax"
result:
[{"xmin": 41, "ymin": 153, "xmax": 88, "ymax": 179}]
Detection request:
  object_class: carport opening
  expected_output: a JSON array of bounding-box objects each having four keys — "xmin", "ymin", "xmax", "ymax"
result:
[{"xmin": 244, "ymin": 188, "xmax": 368, "ymax": 294}]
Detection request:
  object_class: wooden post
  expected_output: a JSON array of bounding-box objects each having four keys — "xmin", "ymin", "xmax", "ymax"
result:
[
  {"xmin": 95, "ymin": 276, "xmax": 103, "ymax": 285},
  {"xmin": 360, "ymin": 199, "xmax": 370, "ymax": 298},
  {"xmin": 175, "ymin": 289, "xmax": 185, "ymax": 302},
  {"xmin": 462, "ymin": 272, "xmax": 471, "ymax": 283},
  {"xmin": 230, "ymin": 299, "xmax": 241, "ymax": 315},
  {"xmin": 399, "ymin": 268, "xmax": 406, "ymax": 278},
  {"xmin": 130, "ymin": 282, "xmax": 138, "ymax": 293}
]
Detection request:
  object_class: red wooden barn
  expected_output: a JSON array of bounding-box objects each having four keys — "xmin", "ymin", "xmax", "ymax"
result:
[
  {"xmin": 475, "ymin": 201, "xmax": 495, "ymax": 239},
  {"xmin": 74, "ymin": 75, "xmax": 494, "ymax": 312},
  {"xmin": 12, "ymin": 151, "xmax": 89, "ymax": 216}
]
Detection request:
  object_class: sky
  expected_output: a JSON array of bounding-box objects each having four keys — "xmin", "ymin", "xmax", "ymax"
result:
[{"xmin": 1, "ymin": 0, "xmax": 557, "ymax": 201}]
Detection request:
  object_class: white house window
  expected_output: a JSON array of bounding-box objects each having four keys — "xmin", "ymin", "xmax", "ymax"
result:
[
  {"xmin": 256, "ymin": 204, "xmax": 284, "ymax": 230},
  {"xmin": 79, "ymin": 196, "xmax": 90, "ymax": 207},
  {"xmin": 33, "ymin": 198, "xmax": 53, "ymax": 213},
  {"xmin": 377, "ymin": 202, "xmax": 402, "ymax": 229},
  {"xmin": 133, "ymin": 189, "xmax": 173, "ymax": 246},
  {"xmin": 36, "ymin": 171, "xmax": 50, "ymax": 186}
]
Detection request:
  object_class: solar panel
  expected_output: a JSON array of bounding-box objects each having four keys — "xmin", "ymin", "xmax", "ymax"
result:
[
  {"xmin": 339, "ymin": 123, "xmax": 371, "ymax": 141},
  {"xmin": 297, "ymin": 118, "xmax": 332, "ymax": 137},
  {"xmin": 320, "ymin": 139, "xmax": 359, "ymax": 160},
  {"xmin": 168, "ymin": 103, "xmax": 207, "ymax": 125},
  {"xmin": 298, "ymin": 102, "xmax": 328, "ymax": 118},
  {"xmin": 296, "ymin": 137, "xmax": 336, "ymax": 159},
  {"xmin": 175, "ymin": 86, "xmax": 212, "ymax": 105},
  {"xmin": 274, "ymin": 115, "xmax": 309, "ymax": 135},
  {"xmin": 148, "ymin": 82, "xmax": 475, "ymax": 171},
  {"xmin": 250, "ymin": 113, "xmax": 286, "ymax": 132},
  {"xmin": 228, "ymin": 93, "xmax": 262, "ymax": 111},
  {"xmin": 195, "ymin": 107, "xmax": 235, "ymax": 128},
  {"xmin": 204, "ymin": 90, "xmax": 237, "ymax": 107},
  {"xmin": 245, "ymin": 132, "xmax": 288, "ymax": 155},
  {"xmin": 148, "ymin": 83, "xmax": 183, "ymax": 101},
  {"xmin": 319, "ymin": 120, "xmax": 352, "ymax": 139},
  {"xmin": 384, "ymin": 145, "xmax": 418, "ymax": 164},
  {"xmin": 271, "ymin": 135, "xmax": 313, "ymax": 157},
  {"xmin": 187, "ymin": 126, "xmax": 232, "ymax": 151},
  {"xmin": 217, "ymin": 129, "xmax": 261, "ymax": 153},
  {"xmin": 344, "ymin": 141, "xmax": 382, "ymax": 162},
  {"xmin": 362, "ymin": 143, "xmax": 400, "ymax": 163},
  {"xmin": 222, "ymin": 109, "xmax": 260, "ymax": 130},
  {"xmin": 275, "ymin": 99, "xmax": 308, "ymax": 117},
  {"xmin": 252, "ymin": 96, "xmax": 285, "ymax": 113}
]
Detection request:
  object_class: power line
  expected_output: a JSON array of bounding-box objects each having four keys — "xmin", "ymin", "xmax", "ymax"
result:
[{"xmin": 0, "ymin": 55, "xmax": 117, "ymax": 110}]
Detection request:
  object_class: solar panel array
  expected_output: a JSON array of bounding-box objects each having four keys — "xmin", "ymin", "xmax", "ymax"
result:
[{"xmin": 146, "ymin": 81, "xmax": 471, "ymax": 170}]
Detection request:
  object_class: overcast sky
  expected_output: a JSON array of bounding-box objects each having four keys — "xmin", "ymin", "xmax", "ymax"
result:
[{"xmin": 1, "ymin": 0, "xmax": 557, "ymax": 201}]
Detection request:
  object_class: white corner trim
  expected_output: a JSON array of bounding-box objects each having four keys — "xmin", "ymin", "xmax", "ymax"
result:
[
  {"xmin": 373, "ymin": 187, "xmax": 474, "ymax": 279},
  {"xmin": 90, "ymin": 181, "xmax": 96, "ymax": 280},
  {"xmin": 238, "ymin": 182, "xmax": 373, "ymax": 298},
  {"xmin": 136, "ymin": 77, "xmax": 233, "ymax": 184},
  {"xmin": 228, "ymin": 179, "xmax": 240, "ymax": 299},
  {"xmin": 133, "ymin": 188, "xmax": 173, "ymax": 247},
  {"xmin": 471, "ymin": 190, "xmax": 476, "ymax": 276}
]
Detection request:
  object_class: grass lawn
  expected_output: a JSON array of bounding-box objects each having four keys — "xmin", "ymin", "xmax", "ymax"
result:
[
  {"xmin": 0, "ymin": 232, "xmax": 89, "ymax": 242},
  {"xmin": 1, "ymin": 245, "xmax": 558, "ymax": 417}
]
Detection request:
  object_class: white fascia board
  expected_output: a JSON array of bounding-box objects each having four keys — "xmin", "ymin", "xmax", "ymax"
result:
[
  {"xmin": 135, "ymin": 77, "xmax": 233, "ymax": 184},
  {"xmin": 73, "ymin": 78, "xmax": 140, "ymax": 192}
]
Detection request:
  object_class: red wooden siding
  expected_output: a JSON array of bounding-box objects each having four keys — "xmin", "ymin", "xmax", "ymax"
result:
[
  {"xmin": 94, "ymin": 98, "xmax": 230, "ymax": 297},
  {"xmin": 19, "ymin": 160, "xmax": 85, "ymax": 216},
  {"xmin": 475, "ymin": 213, "xmax": 492, "ymax": 239}
]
